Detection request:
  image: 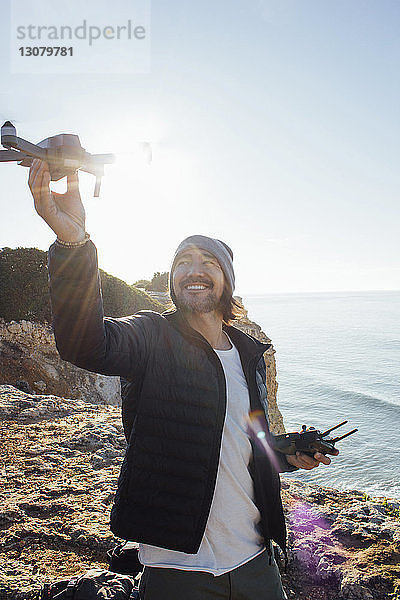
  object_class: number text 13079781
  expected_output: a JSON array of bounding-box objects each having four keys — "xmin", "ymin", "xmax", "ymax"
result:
[{"xmin": 19, "ymin": 47, "xmax": 73, "ymax": 56}]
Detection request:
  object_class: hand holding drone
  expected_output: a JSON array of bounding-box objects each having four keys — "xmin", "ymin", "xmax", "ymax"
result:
[
  {"xmin": 271, "ymin": 420, "xmax": 358, "ymax": 457},
  {"xmin": 0, "ymin": 121, "xmax": 114, "ymax": 197}
]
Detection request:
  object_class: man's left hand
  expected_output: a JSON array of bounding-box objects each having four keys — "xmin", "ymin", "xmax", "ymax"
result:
[{"xmin": 286, "ymin": 449, "xmax": 339, "ymax": 470}]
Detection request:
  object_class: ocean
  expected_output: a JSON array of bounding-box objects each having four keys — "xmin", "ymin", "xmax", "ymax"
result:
[{"xmin": 243, "ymin": 290, "xmax": 400, "ymax": 500}]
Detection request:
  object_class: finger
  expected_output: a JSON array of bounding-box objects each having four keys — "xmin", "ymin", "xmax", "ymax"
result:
[
  {"xmin": 296, "ymin": 452, "xmax": 319, "ymax": 470},
  {"xmin": 32, "ymin": 169, "xmax": 53, "ymax": 216},
  {"xmin": 28, "ymin": 159, "xmax": 43, "ymax": 190},
  {"xmin": 31, "ymin": 162, "xmax": 49, "ymax": 196},
  {"xmin": 30, "ymin": 158, "xmax": 49, "ymax": 177},
  {"xmin": 66, "ymin": 170, "xmax": 79, "ymax": 193},
  {"xmin": 29, "ymin": 163, "xmax": 45, "ymax": 200},
  {"xmin": 29, "ymin": 160, "xmax": 49, "ymax": 195},
  {"xmin": 314, "ymin": 452, "xmax": 331, "ymax": 466}
]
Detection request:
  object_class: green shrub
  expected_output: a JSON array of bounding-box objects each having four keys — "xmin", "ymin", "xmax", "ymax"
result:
[
  {"xmin": 132, "ymin": 279, "xmax": 151, "ymax": 289},
  {"xmin": 0, "ymin": 247, "xmax": 51, "ymax": 322},
  {"xmin": 0, "ymin": 247, "xmax": 163, "ymax": 323},
  {"xmin": 100, "ymin": 269, "xmax": 163, "ymax": 317},
  {"xmin": 145, "ymin": 271, "xmax": 169, "ymax": 292}
]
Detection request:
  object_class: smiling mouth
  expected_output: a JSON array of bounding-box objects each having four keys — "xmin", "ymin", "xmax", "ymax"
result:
[
  {"xmin": 185, "ymin": 285, "xmax": 208, "ymax": 291},
  {"xmin": 182, "ymin": 282, "xmax": 212, "ymax": 291}
]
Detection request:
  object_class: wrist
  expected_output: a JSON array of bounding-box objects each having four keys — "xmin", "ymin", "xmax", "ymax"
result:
[
  {"xmin": 56, "ymin": 232, "xmax": 90, "ymax": 248},
  {"xmin": 285, "ymin": 454, "xmax": 300, "ymax": 470}
]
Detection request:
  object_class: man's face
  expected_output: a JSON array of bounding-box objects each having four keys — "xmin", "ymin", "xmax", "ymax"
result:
[{"xmin": 172, "ymin": 247, "xmax": 225, "ymax": 315}]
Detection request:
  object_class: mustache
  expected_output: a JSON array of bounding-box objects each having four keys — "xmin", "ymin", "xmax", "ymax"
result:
[{"xmin": 180, "ymin": 277, "xmax": 214, "ymax": 288}]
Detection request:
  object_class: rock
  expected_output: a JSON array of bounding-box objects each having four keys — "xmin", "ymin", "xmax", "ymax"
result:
[
  {"xmin": 0, "ymin": 508, "xmax": 25, "ymax": 528},
  {"xmin": 331, "ymin": 520, "xmax": 357, "ymax": 536},
  {"xmin": 316, "ymin": 555, "xmax": 340, "ymax": 581},
  {"xmin": 63, "ymin": 424, "xmax": 125, "ymax": 453},
  {"xmin": 6, "ymin": 321, "xmax": 21, "ymax": 334},
  {"xmin": 292, "ymin": 539, "xmax": 319, "ymax": 568},
  {"xmin": 0, "ymin": 320, "xmax": 121, "ymax": 406},
  {"xmin": 15, "ymin": 380, "xmax": 33, "ymax": 394},
  {"xmin": 0, "ymin": 388, "xmax": 33, "ymax": 418},
  {"xmin": 90, "ymin": 445, "xmax": 123, "ymax": 469},
  {"xmin": 281, "ymin": 479, "xmax": 400, "ymax": 599},
  {"xmin": 340, "ymin": 582, "xmax": 375, "ymax": 599},
  {"xmin": 34, "ymin": 380, "xmax": 47, "ymax": 391},
  {"xmin": 0, "ymin": 386, "xmax": 92, "ymax": 421},
  {"xmin": 23, "ymin": 445, "xmax": 55, "ymax": 456}
]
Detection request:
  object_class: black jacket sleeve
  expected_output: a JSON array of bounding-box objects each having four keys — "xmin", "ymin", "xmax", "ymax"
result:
[{"xmin": 48, "ymin": 240, "xmax": 149, "ymax": 379}]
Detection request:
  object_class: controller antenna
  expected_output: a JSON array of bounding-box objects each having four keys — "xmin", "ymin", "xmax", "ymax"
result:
[{"xmin": 321, "ymin": 421, "xmax": 348, "ymax": 437}]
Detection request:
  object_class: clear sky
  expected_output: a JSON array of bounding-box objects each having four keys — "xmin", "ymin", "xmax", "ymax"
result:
[{"xmin": 1, "ymin": 0, "xmax": 399, "ymax": 294}]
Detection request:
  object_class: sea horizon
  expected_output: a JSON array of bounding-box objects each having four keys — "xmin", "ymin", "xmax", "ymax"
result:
[{"xmin": 241, "ymin": 288, "xmax": 400, "ymax": 297}]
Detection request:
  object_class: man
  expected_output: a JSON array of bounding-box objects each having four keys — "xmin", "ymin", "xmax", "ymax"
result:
[{"xmin": 28, "ymin": 159, "xmax": 337, "ymax": 600}]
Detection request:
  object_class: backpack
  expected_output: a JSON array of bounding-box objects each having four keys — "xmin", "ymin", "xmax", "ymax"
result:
[
  {"xmin": 38, "ymin": 568, "xmax": 140, "ymax": 599},
  {"xmin": 106, "ymin": 544, "xmax": 143, "ymax": 577}
]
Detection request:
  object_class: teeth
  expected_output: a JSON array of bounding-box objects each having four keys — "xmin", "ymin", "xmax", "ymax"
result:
[{"xmin": 186, "ymin": 285, "xmax": 206, "ymax": 290}]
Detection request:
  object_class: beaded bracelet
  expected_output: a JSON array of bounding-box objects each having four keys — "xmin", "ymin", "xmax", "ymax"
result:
[{"xmin": 56, "ymin": 232, "xmax": 90, "ymax": 247}]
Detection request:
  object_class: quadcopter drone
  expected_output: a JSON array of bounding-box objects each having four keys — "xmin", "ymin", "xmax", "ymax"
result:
[
  {"xmin": 0, "ymin": 121, "xmax": 114, "ymax": 196},
  {"xmin": 271, "ymin": 420, "xmax": 358, "ymax": 456}
]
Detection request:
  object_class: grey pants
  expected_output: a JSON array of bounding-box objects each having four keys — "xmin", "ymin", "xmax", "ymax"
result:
[{"xmin": 138, "ymin": 549, "xmax": 287, "ymax": 599}]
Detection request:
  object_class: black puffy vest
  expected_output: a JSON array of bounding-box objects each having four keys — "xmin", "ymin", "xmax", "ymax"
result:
[{"xmin": 110, "ymin": 311, "xmax": 287, "ymax": 553}]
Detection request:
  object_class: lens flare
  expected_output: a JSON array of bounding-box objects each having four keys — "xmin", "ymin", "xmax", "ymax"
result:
[
  {"xmin": 290, "ymin": 501, "xmax": 331, "ymax": 534},
  {"xmin": 246, "ymin": 410, "xmax": 281, "ymax": 473}
]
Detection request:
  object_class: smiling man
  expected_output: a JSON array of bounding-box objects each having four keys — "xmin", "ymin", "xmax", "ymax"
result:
[{"xmin": 28, "ymin": 160, "xmax": 337, "ymax": 600}]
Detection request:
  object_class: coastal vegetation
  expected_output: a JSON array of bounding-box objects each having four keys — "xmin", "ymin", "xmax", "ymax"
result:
[
  {"xmin": 0, "ymin": 247, "xmax": 164, "ymax": 323},
  {"xmin": 133, "ymin": 271, "xmax": 168, "ymax": 292}
]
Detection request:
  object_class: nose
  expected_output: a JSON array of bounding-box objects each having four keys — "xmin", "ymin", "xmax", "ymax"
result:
[{"xmin": 186, "ymin": 258, "xmax": 205, "ymax": 278}]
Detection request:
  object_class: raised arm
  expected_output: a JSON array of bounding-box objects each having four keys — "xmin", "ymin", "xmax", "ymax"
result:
[{"xmin": 28, "ymin": 159, "xmax": 149, "ymax": 378}]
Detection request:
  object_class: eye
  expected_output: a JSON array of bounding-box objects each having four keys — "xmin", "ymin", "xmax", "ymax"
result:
[{"xmin": 204, "ymin": 259, "xmax": 220, "ymax": 268}]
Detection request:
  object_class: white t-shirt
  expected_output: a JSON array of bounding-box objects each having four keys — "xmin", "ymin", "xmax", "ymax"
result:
[{"xmin": 137, "ymin": 337, "xmax": 265, "ymax": 576}]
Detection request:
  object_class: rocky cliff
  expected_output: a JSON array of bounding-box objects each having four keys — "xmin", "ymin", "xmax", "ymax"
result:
[
  {"xmin": 0, "ymin": 385, "xmax": 398, "ymax": 600},
  {"xmin": 234, "ymin": 307, "xmax": 284, "ymax": 434},
  {"xmin": 0, "ymin": 319, "xmax": 120, "ymax": 405}
]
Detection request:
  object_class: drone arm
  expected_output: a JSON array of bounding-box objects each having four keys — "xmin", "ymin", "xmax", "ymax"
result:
[
  {"xmin": 0, "ymin": 150, "xmax": 27, "ymax": 162},
  {"xmin": 2, "ymin": 134, "xmax": 47, "ymax": 160}
]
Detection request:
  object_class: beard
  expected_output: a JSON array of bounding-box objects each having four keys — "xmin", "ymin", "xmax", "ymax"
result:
[{"xmin": 174, "ymin": 288, "xmax": 222, "ymax": 315}]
